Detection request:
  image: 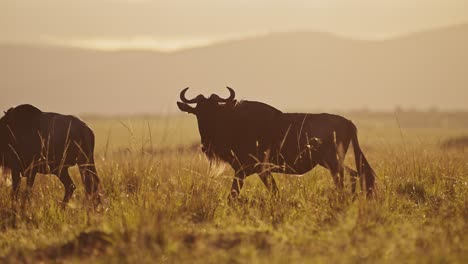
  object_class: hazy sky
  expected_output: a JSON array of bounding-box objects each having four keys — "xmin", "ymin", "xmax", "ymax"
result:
[{"xmin": 1, "ymin": 0, "xmax": 468, "ymax": 50}]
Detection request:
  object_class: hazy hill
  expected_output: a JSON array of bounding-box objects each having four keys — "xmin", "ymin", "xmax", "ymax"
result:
[{"xmin": 1, "ymin": 24, "xmax": 467, "ymax": 115}]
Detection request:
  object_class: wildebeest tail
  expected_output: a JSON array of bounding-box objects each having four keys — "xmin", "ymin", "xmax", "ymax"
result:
[{"xmin": 349, "ymin": 122, "xmax": 376, "ymax": 196}]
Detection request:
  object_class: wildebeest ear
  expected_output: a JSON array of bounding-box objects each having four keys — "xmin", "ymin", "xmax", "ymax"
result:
[{"xmin": 177, "ymin": 102, "xmax": 196, "ymax": 114}]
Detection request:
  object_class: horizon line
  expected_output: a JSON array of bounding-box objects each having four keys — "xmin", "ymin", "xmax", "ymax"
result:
[{"xmin": 1, "ymin": 22, "xmax": 466, "ymax": 53}]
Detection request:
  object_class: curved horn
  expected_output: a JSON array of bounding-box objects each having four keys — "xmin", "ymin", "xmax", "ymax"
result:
[
  {"xmin": 180, "ymin": 87, "xmax": 204, "ymax": 104},
  {"xmin": 225, "ymin": 87, "xmax": 235, "ymax": 101},
  {"xmin": 210, "ymin": 87, "xmax": 236, "ymax": 102}
]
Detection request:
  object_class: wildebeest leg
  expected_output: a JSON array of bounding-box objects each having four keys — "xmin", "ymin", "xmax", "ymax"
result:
[
  {"xmin": 345, "ymin": 166, "xmax": 358, "ymax": 194},
  {"xmin": 11, "ymin": 170, "xmax": 21, "ymax": 201},
  {"xmin": 26, "ymin": 172, "xmax": 36, "ymax": 189},
  {"xmin": 79, "ymin": 164, "xmax": 100, "ymax": 201},
  {"xmin": 24, "ymin": 169, "xmax": 37, "ymax": 202},
  {"xmin": 319, "ymin": 155, "xmax": 344, "ymax": 190},
  {"xmin": 337, "ymin": 167, "xmax": 345, "ymax": 190},
  {"xmin": 319, "ymin": 162, "xmax": 340, "ymax": 188},
  {"xmin": 58, "ymin": 169, "xmax": 76, "ymax": 204},
  {"xmin": 324, "ymin": 139, "xmax": 347, "ymax": 190},
  {"xmin": 230, "ymin": 172, "xmax": 246, "ymax": 199},
  {"xmin": 258, "ymin": 171, "xmax": 279, "ymax": 196},
  {"xmin": 77, "ymin": 141, "xmax": 101, "ymax": 203}
]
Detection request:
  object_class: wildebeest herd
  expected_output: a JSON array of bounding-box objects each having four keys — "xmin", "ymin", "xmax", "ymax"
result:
[{"xmin": 1, "ymin": 88, "xmax": 376, "ymax": 205}]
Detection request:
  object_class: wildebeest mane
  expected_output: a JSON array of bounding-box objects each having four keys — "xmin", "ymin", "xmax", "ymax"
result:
[{"xmin": 232, "ymin": 100, "xmax": 283, "ymax": 116}]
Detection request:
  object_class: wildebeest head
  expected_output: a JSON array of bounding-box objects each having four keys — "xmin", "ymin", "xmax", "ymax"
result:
[
  {"xmin": 0, "ymin": 108, "xmax": 20, "ymax": 153},
  {"xmin": 0, "ymin": 105, "xmax": 42, "ymax": 165},
  {"xmin": 177, "ymin": 87, "xmax": 236, "ymax": 159}
]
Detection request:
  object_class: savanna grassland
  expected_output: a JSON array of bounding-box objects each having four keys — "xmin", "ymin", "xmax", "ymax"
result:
[{"xmin": 0, "ymin": 111, "xmax": 467, "ymax": 263}]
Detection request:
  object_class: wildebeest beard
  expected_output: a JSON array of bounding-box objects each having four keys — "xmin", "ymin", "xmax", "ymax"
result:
[
  {"xmin": 200, "ymin": 142, "xmax": 228, "ymax": 174},
  {"xmin": 200, "ymin": 140, "xmax": 234, "ymax": 165},
  {"xmin": 196, "ymin": 110, "xmax": 237, "ymax": 174}
]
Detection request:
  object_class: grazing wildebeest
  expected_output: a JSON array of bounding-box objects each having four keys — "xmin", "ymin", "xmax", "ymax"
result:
[
  {"xmin": 0, "ymin": 104, "xmax": 100, "ymax": 204},
  {"xmin": 177, "ymin": 87, "xmax": 376, "ymax": 198}
]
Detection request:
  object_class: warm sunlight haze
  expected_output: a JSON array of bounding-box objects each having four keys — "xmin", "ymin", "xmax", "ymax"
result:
[
  {"xmin": 1, "ymin": 0, "xmax": 468, "ymax": 114},
  {"xmin": 0, "ymin": 1, "xmax": 467, "ymax": 263}
]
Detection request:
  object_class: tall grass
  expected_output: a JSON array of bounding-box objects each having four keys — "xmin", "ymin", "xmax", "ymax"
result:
[{"xmin": 0, "ymin": 113, "xmax": 466, "ymax": 263}]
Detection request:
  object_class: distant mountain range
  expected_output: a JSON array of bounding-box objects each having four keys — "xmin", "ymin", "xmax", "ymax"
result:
[{"xmin": 1, "ymin": 24, "xmax": 467, "ymax": 115}]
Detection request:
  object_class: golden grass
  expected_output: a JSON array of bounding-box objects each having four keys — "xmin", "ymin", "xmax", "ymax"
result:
[{"xmin": 0, "ymin": 112, "xmax": 467, "ymax": 263}]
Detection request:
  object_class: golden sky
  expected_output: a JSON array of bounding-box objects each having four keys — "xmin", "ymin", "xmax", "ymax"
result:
[
  {"xmin": 1, "ymin": 0, "xmax": 467, "ymax": 51},
  {"xmin": 1, "ymin": 1, "xmax": 467, "ymax": 112}
]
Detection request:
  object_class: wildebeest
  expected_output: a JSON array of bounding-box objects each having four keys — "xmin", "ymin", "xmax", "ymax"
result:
[
  {"xmin": 177, "ymin": 87, "xmax": 376, "ymax": 198},
  {"xmin": 0, "ymin": 104, "xmax": 100, "ymax": 204}
]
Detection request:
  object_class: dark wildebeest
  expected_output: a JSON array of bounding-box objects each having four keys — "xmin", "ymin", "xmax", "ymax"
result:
[
  {"xmin": 0, "ymin": 104, "xmax": 100, "ymax": 204},
  {"xmin": 177, "ymin": 87, "xmax": 376, "ymax": 198}
]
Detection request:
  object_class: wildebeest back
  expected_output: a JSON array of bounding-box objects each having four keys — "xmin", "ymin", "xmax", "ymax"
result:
[
  {"xmin": 270, "ymin": 113, "xmax": 354, "ymax": 174},
  {"xmin": 38, "ymin": 112, "xmax": 94, "ymax": 168}
]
